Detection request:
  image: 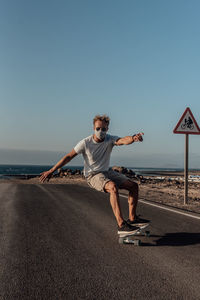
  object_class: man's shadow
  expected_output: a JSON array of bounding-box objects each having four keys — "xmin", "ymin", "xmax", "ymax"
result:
[{"xmin": 142, "ymin": 232, "xmax": 200, "ymax": 247}]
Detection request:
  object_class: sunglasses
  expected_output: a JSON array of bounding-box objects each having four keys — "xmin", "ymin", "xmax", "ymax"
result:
[{"xmin": 95, "ymin": 127, "xmax": 107, "ymax": 131}]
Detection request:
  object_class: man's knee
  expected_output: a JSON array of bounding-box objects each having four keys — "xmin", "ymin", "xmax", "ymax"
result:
[
  {"xmin": 104, "ymin": 181, "xmax": 118, "ymax": 194},
  {"xmin": 131, "ymin": 181, "xmax": 138, "ymax": 192},
  {"xmin": 122, "ymin": 180, "xmax": 138, "ymax": 193}
]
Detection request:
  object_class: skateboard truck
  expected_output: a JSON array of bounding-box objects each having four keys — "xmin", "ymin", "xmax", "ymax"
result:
[
  {"xmin": 118, "ymin": 224, "xmax": 150, "ymax": 245},
  {"xmin": 119, "ymin": 236, "xmax": 141, "ymax": 245}
]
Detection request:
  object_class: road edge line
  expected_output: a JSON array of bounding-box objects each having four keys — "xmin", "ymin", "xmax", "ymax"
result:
[{"xmin": 119, "ymin": 194, "xmax": 200, "ymax": 220}]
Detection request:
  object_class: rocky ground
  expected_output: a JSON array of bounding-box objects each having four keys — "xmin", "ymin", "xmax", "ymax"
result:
[{"xmin": 139, "ymin": 179, "xmax": 200, "ymax": 213}]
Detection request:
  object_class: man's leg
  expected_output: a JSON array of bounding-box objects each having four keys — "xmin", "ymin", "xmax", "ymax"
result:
[
  {"xmin": 119, "ymin": 180, "xmax": 139, "ymax": 221},
  {"xmin": 104, "ymin": 181, "xmax": 124, "ymax": 227}
]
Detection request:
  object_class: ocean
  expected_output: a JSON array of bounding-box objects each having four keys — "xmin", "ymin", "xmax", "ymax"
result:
[
  {"xmin": 0, "ymin": 164, "xmax": 84, "ymax": 179},
  {"xmin": 0, "ymin": 164, "xmax": 186, "ymax": 179}
]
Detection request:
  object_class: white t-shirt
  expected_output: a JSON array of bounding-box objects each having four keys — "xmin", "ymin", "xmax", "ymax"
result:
[{"xmin": 74, "ymin": 134, "xmax": 119, "ymax": 177}]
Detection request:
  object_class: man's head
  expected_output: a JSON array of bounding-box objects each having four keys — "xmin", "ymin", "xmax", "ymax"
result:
[{"xmin": 93, "ymin": 114, "xmax": 110, "ymax": 141}]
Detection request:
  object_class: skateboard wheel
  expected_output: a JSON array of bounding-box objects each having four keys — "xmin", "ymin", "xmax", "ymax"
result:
[
  {"xmin": 145, "ymin": 231, "xmax": 150, "ymax": 237},
  {"xmin": 119, "ymin": 237, "xmax": 124, "ymax": 244},
  {"xmin": 134, "ymin": 239, "xmax": 141, "ymax": 246}
]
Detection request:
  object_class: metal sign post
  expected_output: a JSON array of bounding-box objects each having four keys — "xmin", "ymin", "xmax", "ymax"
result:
[
  {"xmin": 184, "ymin": 134, "xmax": 189, "ymax": 204},
  {"xmin": 173, "ymin": 107, "xmax": 200, "ymax": 204}
]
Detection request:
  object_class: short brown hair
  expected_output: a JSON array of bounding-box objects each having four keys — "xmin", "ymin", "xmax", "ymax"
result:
[{"xmin": 93, "ymin": 114, "xmax": 110, "ymax": 126}]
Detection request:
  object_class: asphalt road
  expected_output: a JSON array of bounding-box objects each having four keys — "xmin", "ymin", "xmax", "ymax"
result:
[{"xmin": 0, "ymin": 183, "xmax": 200, "ymax": 300}]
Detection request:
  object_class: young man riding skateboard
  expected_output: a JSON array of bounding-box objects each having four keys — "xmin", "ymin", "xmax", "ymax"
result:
[{"xmin": 40, "ymin": 115, "xmax": 149, "ymax": 234}]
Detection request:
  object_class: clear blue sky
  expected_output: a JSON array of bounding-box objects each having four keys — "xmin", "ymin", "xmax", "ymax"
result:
[{"xmin": 1, "ymin": 0, "xmax": 200, "ymax": 168}]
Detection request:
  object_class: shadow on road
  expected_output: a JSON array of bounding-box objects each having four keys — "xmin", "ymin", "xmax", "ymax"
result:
[
  {"xmin": 155, "ymin": 232, "xmax": 200, "ymax": 247},
  {"xmin": 141, "ymin": 232, "xmax": 200, "ymax": 247}
]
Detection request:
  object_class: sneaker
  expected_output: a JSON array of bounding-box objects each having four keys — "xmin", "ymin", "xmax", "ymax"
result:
[
  {"xmin": 117, "ymin": 221, "xmax": 139, "ymax": 235},
  {"xmin": 127, "ymin": 215, "xmax": 150, "ymax": 227}
]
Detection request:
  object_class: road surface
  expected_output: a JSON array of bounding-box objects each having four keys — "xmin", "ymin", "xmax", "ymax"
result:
[{"xmin": 0, "ymin": 183, "xmax": 200, "ymax": 299}]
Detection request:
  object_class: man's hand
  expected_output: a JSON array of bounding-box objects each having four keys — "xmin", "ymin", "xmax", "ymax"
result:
[
  {"xmin": 133, "ymin": 132, "xmax": 144, "ymax": 142},
  {"xmin": 39, "ymin": 170, "xmax": 53, "ymax": 183}
]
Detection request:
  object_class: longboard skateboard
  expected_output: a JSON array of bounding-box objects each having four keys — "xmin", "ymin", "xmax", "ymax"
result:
[{"xmin": 118, "ymin": 223, "xmax": 150, "ymax": 245}]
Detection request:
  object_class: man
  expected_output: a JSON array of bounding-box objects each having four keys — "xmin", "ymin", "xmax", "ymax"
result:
[{"xmin": 40, "ymin": 114, "xmax": 149, "ymax": 235}]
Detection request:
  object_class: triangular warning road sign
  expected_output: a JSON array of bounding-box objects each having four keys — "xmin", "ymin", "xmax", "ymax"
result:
[{"xmin": 173, "ymin": 107, "xmax": 200, "ymax": 134}]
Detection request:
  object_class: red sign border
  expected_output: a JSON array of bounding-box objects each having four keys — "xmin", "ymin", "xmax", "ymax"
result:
[{"xmin": 173, "ymin": 107, "xmax": 200, "ymax": 135}]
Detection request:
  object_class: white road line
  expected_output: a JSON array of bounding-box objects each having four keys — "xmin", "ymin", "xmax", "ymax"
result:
[{"xmin": 119, "ymin": 194, "xmax": 200, "ymax": 220}]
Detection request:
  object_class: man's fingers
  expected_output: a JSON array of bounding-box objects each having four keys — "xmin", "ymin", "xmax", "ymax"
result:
[
  {"xmin": 39, "ymin": 171, "xmax": 52, "ymax": 183},
  {"xmin": 138, "ymin": 132, "xmax": 144, "ymax": 136},
  {"xmin": 39, "ymin": 172, "xmax": 48, "ymax": 183},
  {"xmin": 134, "ymin": 132, "xmax": 144, "ymax": 142}
]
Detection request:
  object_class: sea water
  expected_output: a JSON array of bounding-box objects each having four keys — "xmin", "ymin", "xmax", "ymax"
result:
[
  {"xmin": 0, "ymin": 164, "xmax": 186, "ymax": 179},
  {"xmin": 0, "ymin": 164, "xmax": 84, "ymax": 179}
]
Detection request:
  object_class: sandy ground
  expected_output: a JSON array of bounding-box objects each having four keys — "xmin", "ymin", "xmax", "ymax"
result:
[
  {"xmin": 1, "ymin": 174, "xmax": 200, "ymax": 214},
  {"xmin": 139, "ymin": 180, "xmax": 200, "ymax": 214}
]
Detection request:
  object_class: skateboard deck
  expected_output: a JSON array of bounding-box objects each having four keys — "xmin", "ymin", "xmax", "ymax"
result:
[{"xmin": 118, "ymin": 223, "xmax": 150, "ymax": 245}]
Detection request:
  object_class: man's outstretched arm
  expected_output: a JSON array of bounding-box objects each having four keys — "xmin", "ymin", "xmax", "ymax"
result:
[
  {"xmin": 39, "ymin": 149, "xmax": 78, "ymax": 183},
  {"xmin": 115, "ymin": 132, "xmax": 144, "ymax": 146}
]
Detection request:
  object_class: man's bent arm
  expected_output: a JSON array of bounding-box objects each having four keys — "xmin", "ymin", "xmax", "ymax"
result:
[
  {"xmin": 115, "ymin": 132, "xmax": 144, "ymax": 146},
  {"xmin": 39, "ymin": 149, "xmax": 78, "ymax": 182},
  {"xmin": 49, "ymin": 149, "xmax": 78, "ymax": 173}
]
